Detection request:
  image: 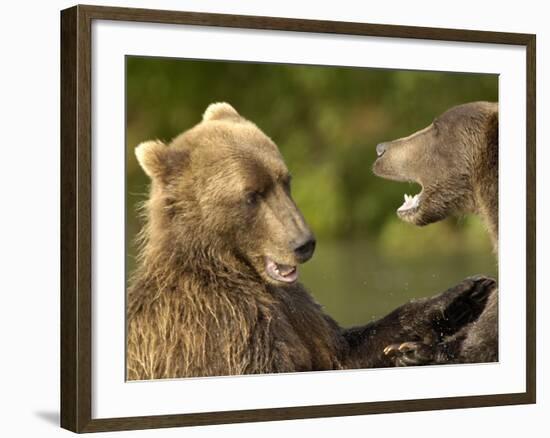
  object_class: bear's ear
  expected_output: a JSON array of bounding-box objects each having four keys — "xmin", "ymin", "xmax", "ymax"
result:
[
  {"xmin": 136, "ymin": 140, "xmax": 189, "ymax": 184},
  {"xmin": 202, "ymin": 102, "xmax": 240, "ymax": 122},
  {"xmin": 135, "ymin": 140, "xmax": 168, "ymax": 180}
]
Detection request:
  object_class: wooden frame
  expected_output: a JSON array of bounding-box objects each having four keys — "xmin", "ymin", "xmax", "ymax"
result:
[{"xmin": 60, "ymin": 4, "xmax": 536, "ymax": 433}]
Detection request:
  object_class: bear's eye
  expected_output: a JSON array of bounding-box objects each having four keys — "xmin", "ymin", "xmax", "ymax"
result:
[{"xmin": 245, "ymin": 191, "xmax": 261, "ymax": 207}]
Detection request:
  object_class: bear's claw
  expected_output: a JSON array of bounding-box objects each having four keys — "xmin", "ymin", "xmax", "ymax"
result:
[{"xmin": 384, "ymin": 341, "xmax": 434, "ymax": 366}]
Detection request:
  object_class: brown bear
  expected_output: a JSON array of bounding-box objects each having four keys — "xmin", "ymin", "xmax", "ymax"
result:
[
  {"xmin": 372, "ymin": 101, "xmax": 499, "ymax": 365},
  {"xmin": 127, "ymin": 102, "xmax": 496, "ymax": 380}
]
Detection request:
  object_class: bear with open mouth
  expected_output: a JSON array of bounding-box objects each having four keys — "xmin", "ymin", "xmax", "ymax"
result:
[
  {"xmin": 373, "ymin": 101, "xmax": 499, "ymax": 365},
  {"xmin": 126, "ymin": 102, "xmax": 495, "ymax": 379}
]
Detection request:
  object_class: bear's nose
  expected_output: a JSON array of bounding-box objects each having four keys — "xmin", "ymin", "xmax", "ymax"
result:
[
  {"xmin": 376, "ymin": 143, "xmax": 387, "ymax": 157},
  {"xmin": 293, "ymin": 235, "xmax": 316, "ymax": 263}
]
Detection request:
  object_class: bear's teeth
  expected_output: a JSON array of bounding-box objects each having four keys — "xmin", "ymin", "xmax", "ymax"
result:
[
  {"xmin": 278, "ymin": 265, "xmax": 296, "ymax": 276},
  {"xmin": 398, "ymin": 193, "xmax": 420, "ymax": 212}
]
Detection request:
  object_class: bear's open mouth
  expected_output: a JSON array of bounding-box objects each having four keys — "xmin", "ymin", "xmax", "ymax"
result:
[
  {"xmin": 396, "ymin": 182, "xmax": 424, "ymax": 218},
  {"xmin": 265, "ymin": 257, "xmax": 298, "ymax": 283}
]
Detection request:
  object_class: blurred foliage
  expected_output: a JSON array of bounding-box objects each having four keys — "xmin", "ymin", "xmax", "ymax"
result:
[{"xmin": 126, "ymin": 57, "xmax": 498, "ymax": 326}]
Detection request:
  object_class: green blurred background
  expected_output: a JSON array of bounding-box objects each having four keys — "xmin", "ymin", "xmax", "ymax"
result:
[{"xmin": 126, "ymin": 56, "xmax": 498, "ymax": 327}]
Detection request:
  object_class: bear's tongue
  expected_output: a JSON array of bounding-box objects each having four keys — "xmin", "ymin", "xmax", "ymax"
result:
[{"xmin": 265, "ymin": 258, "xmax": 298, "ymax": 283}]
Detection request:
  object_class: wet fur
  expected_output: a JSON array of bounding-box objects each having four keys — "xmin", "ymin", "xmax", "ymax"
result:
[{"xmin": 127, "ymin": 103, "xmax": 346, "ymax": 379}]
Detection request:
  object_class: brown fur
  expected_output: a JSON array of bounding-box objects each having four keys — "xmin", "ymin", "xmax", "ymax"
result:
[
  {"xmin": 373, "ymin": 102, "xmax": 499, "ymax": 364},
  {"xmin": 127, "ymin": 102, "xmax": 497, "ymax": 379},
  {"xmin": 127, "ymin": 103, "xmax": 349, "ymax": 379}
]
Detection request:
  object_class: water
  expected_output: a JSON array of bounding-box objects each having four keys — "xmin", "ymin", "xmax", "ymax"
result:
[{"xmin": 299, "ymin": 238, "xmax": 497, "ymax": 328}]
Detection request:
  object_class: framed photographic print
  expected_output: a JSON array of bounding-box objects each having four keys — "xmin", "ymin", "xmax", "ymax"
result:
[{"xmin": 60, "ymin": 4, "xmax": 536, "ymax": 433}]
